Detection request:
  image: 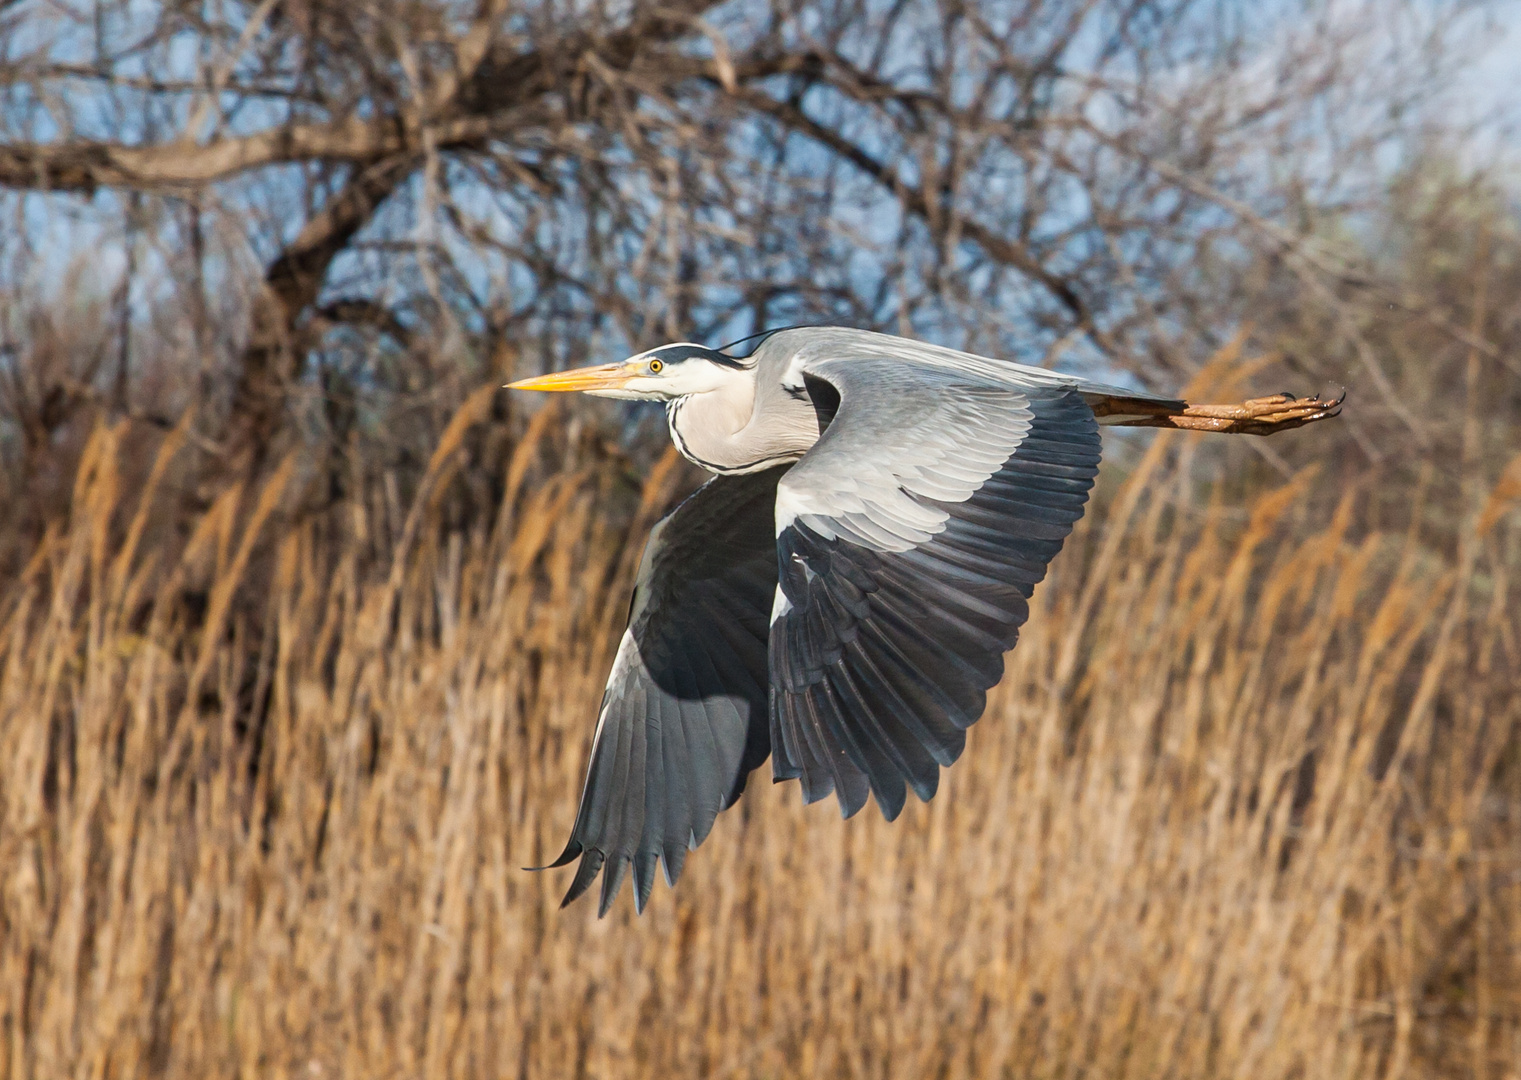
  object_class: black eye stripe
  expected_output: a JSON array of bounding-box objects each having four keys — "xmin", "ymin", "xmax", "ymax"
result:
[{"xmin": 649, "ymin": 345, "xmax": 749, "ymax": 369}]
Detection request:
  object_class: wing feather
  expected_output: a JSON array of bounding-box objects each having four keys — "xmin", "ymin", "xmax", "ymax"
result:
[
  {"xmin": 768, "ymin": 356, "xmax": 1100, "ymax": 818},
  {"xmin": 545, "ymin": 467, "xmax": 783, "ymax": 914}
]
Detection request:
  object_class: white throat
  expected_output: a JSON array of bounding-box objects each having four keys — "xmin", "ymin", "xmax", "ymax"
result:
[{"xmin": 665, "ymin": 368, "xmax": 824, "ymax": 475}]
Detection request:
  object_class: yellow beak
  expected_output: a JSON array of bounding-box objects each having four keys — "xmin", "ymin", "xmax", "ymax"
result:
[{"xmin": 504, "ymin": 362, "xmax": 634, "ymax": 393}]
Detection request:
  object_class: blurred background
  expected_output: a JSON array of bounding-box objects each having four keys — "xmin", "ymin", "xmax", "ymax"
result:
[{"xmin": 1, "ymin": 0, "xmax": 1518, "ymax": 1076}]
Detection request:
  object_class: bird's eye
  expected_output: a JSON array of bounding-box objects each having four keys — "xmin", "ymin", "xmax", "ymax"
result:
[{"xmin": 647, "ymin": 359, "xmax": 664, "ymax": 374}]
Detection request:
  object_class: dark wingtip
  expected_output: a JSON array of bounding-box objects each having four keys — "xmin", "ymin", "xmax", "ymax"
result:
[
  {"xmin": 559, "ymin": 849, "xmax": 605, "ymax": 909},
  {"xmin": 872, "ymin": 782, "xmax": 907, "ymax": 822},
  {"xmin": 908, "ymin": 769, "xmax": 940, "ymax": 805},
  {"xmin": 632, "ymin": 851, "xmax": 658, "ymax": 914},
  {"xmin": 829, "ymin": 774, "xmax": 868, "ymax": 818},
  {"xmin": 661, "ymin": 844, "xmax": 688, "ymax": 888},
  {"xmin": 524, "ymin": 838, "xmax": 584, "ymax": 873},
  {"xmin": 597, "ymin": 855, "xmax": 630, "ymax": 918}
]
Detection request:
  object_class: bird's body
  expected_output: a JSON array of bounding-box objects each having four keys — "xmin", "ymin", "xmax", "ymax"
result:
[
  {"xmin": 508, "ymin": 327, "xmax": 1342, "ymax": 915},
  {"xmin": 659, "ymin": 328, "xmax": 1177, "ymax": 475}
]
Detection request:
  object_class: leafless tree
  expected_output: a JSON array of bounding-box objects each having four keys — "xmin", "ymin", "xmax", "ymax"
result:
[{"xmin": 0, "ymin": 0, "xmax": 1505, "ymax": 484}]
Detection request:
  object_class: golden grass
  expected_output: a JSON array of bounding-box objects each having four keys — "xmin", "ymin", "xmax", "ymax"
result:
[{"xmin": 1, "ymin": 396, "xmax": 1517, "ymax": 1079}]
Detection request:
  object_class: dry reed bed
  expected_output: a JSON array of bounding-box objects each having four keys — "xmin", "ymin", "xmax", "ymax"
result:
[{"xmin": 1, "ymin": 392, "xmax": 1517, "ymax": 1080}]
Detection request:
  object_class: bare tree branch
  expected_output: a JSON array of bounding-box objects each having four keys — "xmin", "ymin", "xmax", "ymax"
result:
[
  {"xmin": 1, "ymin": 0, "xmax": 1499, "ymax": 498},
  {"xmin": 725, "ymin": 79, "xmax": 1121, "ymax": 360}
]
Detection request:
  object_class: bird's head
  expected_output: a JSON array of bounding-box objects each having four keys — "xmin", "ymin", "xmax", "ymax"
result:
[{"xmin": 505, "ymin": 343, "xmax": 749, "ymax": 402}]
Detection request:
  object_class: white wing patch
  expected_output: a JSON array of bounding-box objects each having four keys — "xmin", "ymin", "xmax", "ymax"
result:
[
  {"xmin": 580, "ymin": 627, "xmax": 641, "ymax": 781},
  {"xmin": 769, "ymin": 584, "xmax": 793, "ymax": 626}
]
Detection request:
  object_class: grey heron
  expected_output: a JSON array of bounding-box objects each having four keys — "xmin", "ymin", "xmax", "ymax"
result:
[{"xmin": 507, "ymin": 327, "xmax": 1342, "ymax": 915}]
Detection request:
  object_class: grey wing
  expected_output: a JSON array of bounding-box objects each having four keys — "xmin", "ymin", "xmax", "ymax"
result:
[
  {"xmin": 546, "ymin": 467, "xmax": 784, "ymax": 916},
  {"xmin": 768, "ymin": 356, "xmax": 1101, "ymax": 819}
]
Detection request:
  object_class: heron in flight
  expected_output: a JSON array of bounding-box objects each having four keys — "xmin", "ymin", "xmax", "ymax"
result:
[{"xmin": 507, "ymin": 327, "xmax": 1341, "ymax": 915}]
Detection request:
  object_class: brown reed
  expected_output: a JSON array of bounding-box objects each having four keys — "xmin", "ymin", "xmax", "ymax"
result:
[{"xmin": 1, "ymin": 391, "xmax": 1517, "ymax": 1080}]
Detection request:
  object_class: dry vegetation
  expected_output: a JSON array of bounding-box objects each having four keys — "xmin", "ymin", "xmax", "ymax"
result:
[
  {"xmin": 3, "ymin": 0, "xmax": 1520, "ymax": 1074},
  {"xmin": 1, "ymin": 355, "xmax": 1517, "ymax": 1078}
]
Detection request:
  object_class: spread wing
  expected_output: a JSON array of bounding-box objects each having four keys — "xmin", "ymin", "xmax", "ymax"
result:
[
  {"xmin": 544, "ymin": 467, "xmax": 784, "ymax": 915},
  {"xmin": 768, "ymin": 357, "xmax": 1101, "ymax": 819}
]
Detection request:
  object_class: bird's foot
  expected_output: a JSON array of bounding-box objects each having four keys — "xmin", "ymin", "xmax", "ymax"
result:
[{"xmin": 1161, "ymin": 387, "xmax": 1345, "ymax": 435}]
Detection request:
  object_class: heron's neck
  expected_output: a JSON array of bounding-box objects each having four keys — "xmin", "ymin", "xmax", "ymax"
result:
[{"xmin": 666, "ymin": 377, "xmax": 810, "ymax": 475}]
